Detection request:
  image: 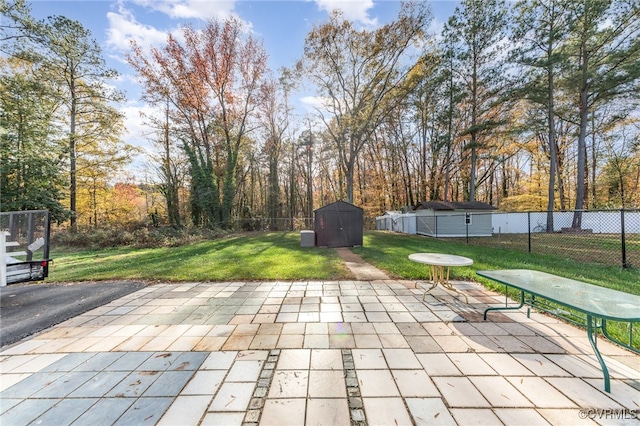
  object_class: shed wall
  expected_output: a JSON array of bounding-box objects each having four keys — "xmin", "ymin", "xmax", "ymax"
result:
[
  {"xmin": 314, "ymin": 201, "xmax": 363, "ymax": 247},
  {"xmin": 416, "ymin": 211, "xmax": 492, "ymax": 237}
]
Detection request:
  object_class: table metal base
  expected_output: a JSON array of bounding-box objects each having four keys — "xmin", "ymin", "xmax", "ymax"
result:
[
  {"xmin": 484, "ymin": 289, "xmax": 612, "ymax": 392},
  {"xmin": 418, "ymin": 265, "xmax": 469, "ymax": 303}
]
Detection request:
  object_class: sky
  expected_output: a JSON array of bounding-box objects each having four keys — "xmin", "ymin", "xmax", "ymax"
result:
[{"xmin": 26, "ymin": 0, "xmax": 461, "ymax": 178}]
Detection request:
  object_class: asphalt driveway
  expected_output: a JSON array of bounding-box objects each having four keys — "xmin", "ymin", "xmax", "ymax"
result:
[{"xmin": 0, "ymin": 281, "xmax": 146, "ymax": 347}]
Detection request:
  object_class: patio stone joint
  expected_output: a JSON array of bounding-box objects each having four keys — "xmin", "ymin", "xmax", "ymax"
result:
[
  {"xmin": 343, "ymin": 348, "xmax": 367, "ymax": 426},
  {"xmin": 242, "ymin": 349, "xmax": 280, "ymax": 426}
]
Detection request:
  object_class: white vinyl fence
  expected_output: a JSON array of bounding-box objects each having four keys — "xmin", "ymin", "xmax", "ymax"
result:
[{"xmin": 377, "ymin": 210, "xmax": 640, "ymax": 235}]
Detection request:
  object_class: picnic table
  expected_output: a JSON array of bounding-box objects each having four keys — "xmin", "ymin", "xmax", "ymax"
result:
[{"xmin": 477, "ymin": 269, "xmax": 640, "ymax": 393}]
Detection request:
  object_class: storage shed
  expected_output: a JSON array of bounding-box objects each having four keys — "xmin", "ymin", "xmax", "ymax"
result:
[
  {"xmin": 414, "ymin": 201, "xmax": 494, "ymax": 237},
  {"xmin": 314, "ymin": 200, "xmax": 363, "ymax": 248},
  {"xmin": 375, "ymin": 211, "xmax": 417, "ymax": 235}
]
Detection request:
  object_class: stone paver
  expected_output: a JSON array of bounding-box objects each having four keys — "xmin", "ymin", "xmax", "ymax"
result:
[{"xmin": 1, "ymin": 279, "xmax": 639, "ymax": 425}]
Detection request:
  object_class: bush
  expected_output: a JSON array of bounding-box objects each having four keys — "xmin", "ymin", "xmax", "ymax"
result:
[{"xmin": 51, "ymin": 225, "xmax": 228, "ymax": 250}]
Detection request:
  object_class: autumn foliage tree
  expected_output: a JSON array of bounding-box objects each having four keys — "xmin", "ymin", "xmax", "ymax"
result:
[
  {"xmin": 128, "ymin": 17, "xmax": 268, "ymax": 228},
  {"xmin": 300, "ymin": 2, "xmax": 432, "ymax": 204}
]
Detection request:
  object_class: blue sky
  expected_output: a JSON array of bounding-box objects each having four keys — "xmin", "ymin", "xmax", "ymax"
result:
[{"xmin": 27, "ymin": 0, "xmax": 461, "ymax": 177}]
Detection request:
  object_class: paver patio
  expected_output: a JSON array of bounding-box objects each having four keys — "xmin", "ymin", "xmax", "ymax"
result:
[{"xmin": 1, "ymin": 279, "xmax": 639, "ymax": 425}]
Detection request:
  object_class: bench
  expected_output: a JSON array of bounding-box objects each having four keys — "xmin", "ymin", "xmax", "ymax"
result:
[{"xmin": 477, "ymin": 269, "xmax": 640, "ymax": 393}]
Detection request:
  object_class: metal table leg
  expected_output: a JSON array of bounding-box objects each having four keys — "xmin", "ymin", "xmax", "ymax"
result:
[
  {"xmin": 587, "ymin": 314, "xmax": 611, "ymax": 393},
  {"xmin": 484, "ymin": 288, "xmax": 525, "ymax": 320},
  {"xmin": 418, "ymin": 265, "xmax": 469, "ymax": 303},
  {"xmin": 439, "ymin": 266, "xmax": 469, "ymax": 303}
]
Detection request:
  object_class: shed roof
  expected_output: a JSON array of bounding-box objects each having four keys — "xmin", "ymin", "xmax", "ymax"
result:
[
  {"xmin": 414, "ymin": 201, "xmax": 495, "ymax": 211},
  {"xmin": 315, "ymin": 200, "xmax": 363, "ymax": 213}
]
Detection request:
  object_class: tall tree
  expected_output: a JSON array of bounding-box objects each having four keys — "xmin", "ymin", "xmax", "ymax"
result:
[
  {"xmin": 512, "ymin": 0, "xmax": 570, "ymax": 230},
  {"xmin": 0, "ymin": 58, "xmax": 68, "ymax": 221},
  {"xmin": 2, "ymin": 3, "xmax": 126, "ymax": 230},
  {"xmin": 562, "ymin": 0, "xmax": 640, "ymax": 228},
  {"xmin": 137, "ymin": 96, "xmax": 185, "ymax": 229},
  {"xmin": 300, "ymin": 2, "xmax": 432, "ymax": 203},
  {"xmin": 434, "ymin": 36, "xmax": 466, "ymax": 202},
  {"xmin": 158, "ymin": 98, "xmax": 184, "ymax": 228},
  {"xmin": 129, "ymin": 17, "xmax": 268, "ymax": 228},
  {"xmin": 43, "ymin": 16, "xmax": 125, "ymax": 231},
  {"xmin": 444, "ymin": 0, "xmax": 509, "ymax": 201},
  {"xmin": 258, "ymin": 74, "xmax": 292, "ymax": 230}
]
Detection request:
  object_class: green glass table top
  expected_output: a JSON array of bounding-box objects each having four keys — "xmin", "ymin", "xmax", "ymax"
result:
[{"xmin": 477, "ymin": 269, "xmax": 640, "ymax": 321}]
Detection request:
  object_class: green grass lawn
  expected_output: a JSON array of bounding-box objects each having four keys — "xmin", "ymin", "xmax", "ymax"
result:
[
  {"xmin": 353, "ymin": 231, "xmax": 639, "ymax": 295},
  {"xmin": 51, "ymin": 230, "xmax": 638, "ymax": 295},
  {"xmin": 50, "ymin": 232, "xmax": 348, "ymax": 282}
]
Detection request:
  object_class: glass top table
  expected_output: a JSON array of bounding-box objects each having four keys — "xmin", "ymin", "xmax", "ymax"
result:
[
  {"xmin": 477, "ymin": 269, "xmax": 640, "ymax": 321},
  {"xmin": 409, "ymin": 253, "xmax": 473, "ymax": 303},
  {"xmin": 477, "ymin": 269, "xmax": 640, "ymax": 392}
]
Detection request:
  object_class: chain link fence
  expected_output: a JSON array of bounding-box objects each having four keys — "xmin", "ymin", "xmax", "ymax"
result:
[
  {"xmin": 230, "ymin": 210, "xmax": 639, "ymax": 269},
  {"xmin": 439, "ymin": 209, "xmax": 639, "ymax": 269},
  {"xmin": 226, "ymin": 217, "xmax": 315, "ymax": 232}
]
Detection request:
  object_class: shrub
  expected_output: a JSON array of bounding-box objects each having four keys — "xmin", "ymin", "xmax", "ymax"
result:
[{"xmin": 51, "ymin": 225, "xmax": 228, "ymax": 250}]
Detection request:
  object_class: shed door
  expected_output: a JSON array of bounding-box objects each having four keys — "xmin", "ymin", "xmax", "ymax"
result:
[{"xmin": 323, "ymin": 211, "xmax": 361, "ymax": 248}]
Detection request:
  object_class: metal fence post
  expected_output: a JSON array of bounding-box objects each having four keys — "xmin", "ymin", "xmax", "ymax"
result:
[
  {"xmin": 621, "ymin": 209, "xmax": 627, "ymax": 269},
  {"xmin": 465, "ymin": 213, "xmax": 470, "ymax": 244},
  {"xmin": 527, "ymin": 211, "xmax": 532, "ymax": 253},
  {"xmin": 435, "ymin": 216, "xmax": 438, "ymax": 238}
]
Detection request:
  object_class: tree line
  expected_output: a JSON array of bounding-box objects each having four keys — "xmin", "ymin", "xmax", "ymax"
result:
[{"xmin": 2, "ymin": 0, "xmax": 639, "ymax": 232}]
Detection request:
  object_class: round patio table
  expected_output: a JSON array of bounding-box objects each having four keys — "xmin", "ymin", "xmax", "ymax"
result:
[{"xmin": 409, "ymin": 253, "xmax": 473, "ymax": 303}]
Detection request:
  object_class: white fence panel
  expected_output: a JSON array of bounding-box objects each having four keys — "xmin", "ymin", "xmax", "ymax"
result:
[
  {"xmin": 491, "ymin": 211, "xmax": 640, "ymax": 234},
  {"xmin": 376, "ymin": 213, "xmax": 416, "ymax": 235},
  {"xmin": 378, "ymin": 211, "xmax": 639, "ymax": 235}
]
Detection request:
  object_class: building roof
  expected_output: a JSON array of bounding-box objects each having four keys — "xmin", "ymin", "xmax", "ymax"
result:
[
  {"xmin": 414, "ymin": 201, "xmax": 495, "ymax": 211},
  {"xmin": 314, "ymin": 200, "xmax": 363, "ymax": 213}
]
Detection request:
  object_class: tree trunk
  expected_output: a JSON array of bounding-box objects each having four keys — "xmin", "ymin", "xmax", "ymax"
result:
[
  {"xmin": 572, "ymin": 88, "xmax": 589, "ymax": 229},
  {"xmin": 69, "ymin": 84, "xmax": 77, "ymax": 232},
  {"xmin": 345, "ymin": 162, "xmax": 354, "ymax": 204},
  {"xmin": 163, "ymin": 100, "xmax": 181, "ymax": 229},
  {"xmin": 345, "ymin": 137, "xmax": 356, "ymax": 204},
  {"xmin": 546, "ymin": 58, "xmax": 557, "ymax": 233},
  {"xmin": 590, "ymin": 113, "xmax": 597, "ymax": 208},
  {"xmin": 267, "ymin": 151, "xmax": 280, "ymax": 229},
  {"xmin": 469, "ymin": 144, "xmax": 477, "ymax": 201}
]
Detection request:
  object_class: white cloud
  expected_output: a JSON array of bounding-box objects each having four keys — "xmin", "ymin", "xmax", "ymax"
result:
[
  {"xmin": 131, "ymin": 0, "xmax": 236, "ymax": 20},
  {"xmin": 428, "ymin": 17, "xmax": 445, "ymax": 40},
  {"xmin": 118, "ymin": 102, "xmax": 161, "ymax": 177},
  {"xmin": 120, "ymin": 102, "xmax": 160, "ymax": 151},
  {"xmin": 106, "ymin": 1, "xmax": 251, "ymax": 56},
  {"xmin": 314, "ymin": 0, "xmax": 378, "ymax": 26},
  {"xmin": 106, "ymin": 4, "xmax": 170, "ymax": 51},
  {"xmin": 300, "ymin": 95, "xmax": 328, "ymax": 111}
]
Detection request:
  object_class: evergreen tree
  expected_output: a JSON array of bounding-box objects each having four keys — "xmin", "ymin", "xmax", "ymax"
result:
[
  {"xmin": 0, "ymin": 59, "xmax": 68, "ymax": 221},
  {"xmin": 562, "ymin": 0, "xmax": 640, "ymax": 228},
  {"xmin": 444, "ymin": 0, "xmax": 509, "ymax": 201},
  {"xmin": 512, "ymin": 0, "xmax": 570, "ymax": 230}
]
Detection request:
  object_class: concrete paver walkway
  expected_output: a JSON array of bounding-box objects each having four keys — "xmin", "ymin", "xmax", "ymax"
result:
[
  {"xmin": 1, "ymin": 279, "xmax": 639, "ymax": 425},
  {"xmin": 335, "ymin": 248, "xmax": 391, "ymax": 281}
]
